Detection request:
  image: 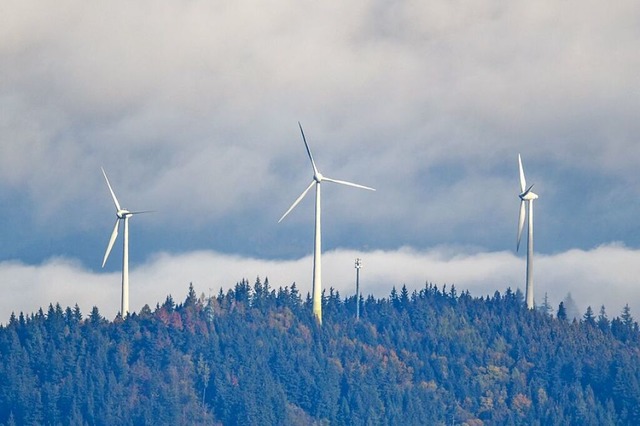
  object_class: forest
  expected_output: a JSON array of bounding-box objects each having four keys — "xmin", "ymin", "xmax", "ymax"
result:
[{"xmin": 1, "ymin": 279, "xmax": 640, "ymax": 425}]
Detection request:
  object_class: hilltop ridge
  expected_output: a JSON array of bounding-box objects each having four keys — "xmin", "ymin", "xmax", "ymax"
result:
[{"xmin": 1, "ymin": 279, "xmax": 639, "ymax": 425}]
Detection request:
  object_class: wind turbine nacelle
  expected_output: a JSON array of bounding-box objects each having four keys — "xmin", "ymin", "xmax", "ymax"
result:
[
  {"xmin": 116, "ymin": 209, "xmax": 132, "ymax": 219},
  {"xmin": 520, "ymin": 192, "xmax": 538, "ymax": 201},
  {"xmin": 314, "ymin": 172, "xmax": 324, "ymax": 183}
]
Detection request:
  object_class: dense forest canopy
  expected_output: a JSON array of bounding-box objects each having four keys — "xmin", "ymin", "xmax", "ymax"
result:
[{"xmin": 1, "ymin": 279, "xmax": 639, "ymax": 425}]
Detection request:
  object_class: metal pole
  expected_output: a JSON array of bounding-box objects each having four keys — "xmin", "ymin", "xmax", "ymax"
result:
[
  {"xmin": 526, "ymin": 200, "xmax": 534, "ymax": 309},
  {"xmin": 355, "ymin": 258, "xmax": 362, "ymax": 319}
]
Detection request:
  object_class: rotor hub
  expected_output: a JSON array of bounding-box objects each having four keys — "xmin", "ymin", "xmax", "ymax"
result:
[{"xmin": 116, "ymin": 209, "xmax": 132, "ymax": 219}]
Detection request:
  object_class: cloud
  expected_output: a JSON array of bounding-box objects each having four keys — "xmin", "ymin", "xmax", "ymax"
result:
[
  {"xmin": 1, "ymin": 244, "xmax": 638, "ymax": 323},
  {"xmin": 2, "ymin": 0, "xmax": 640, "ymax": 275},
  {"xmin": 4, "ymin": 1, "xmax": 640, "ymax": 191}
]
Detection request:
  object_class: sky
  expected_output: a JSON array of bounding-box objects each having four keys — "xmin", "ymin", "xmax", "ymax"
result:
[{"xmin": 1, "ymin": 0, "xmax": 640, "ymax": 321}]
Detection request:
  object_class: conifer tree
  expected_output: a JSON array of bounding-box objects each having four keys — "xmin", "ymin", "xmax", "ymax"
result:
[
  {"xmin": 557, "ymin": 302, "xmax": 567, "ymax": 321},
  {"xmin": 583, "ymin": 306, "xmax": 596, "ymax": 326},
  {"xmin": 597, "ymin": 305, "xmax": 610, "ymax": 332}
]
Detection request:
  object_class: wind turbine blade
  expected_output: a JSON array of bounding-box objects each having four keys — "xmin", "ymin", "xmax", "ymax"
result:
[
  {"xmin": 129, "ymin": 210, "xmax": 155, "ymax": 215},
  {"xmin": 279, "ymin": 180, "xmax": 316, "ymax": 223},
  {"xmin": 522, "ymin": 184, "xmax": 534, "ymax": 197},
  {"xmin": 518, "ymin": 154, "xmax": 526, "ymax": 194},
  {"xmin": 298, "ymin": 122, "xmax": 319, "ymax": 176},
  {"xmin": 102, "ymin": 219, "xmax": 120, "ymax": 267},
  {"xmin": 101, "ymin": 167, "xmax": 122, "ymax": 211},
  {"xmin": 517, "ymin": 200, "xmax": 526, "ymax": 251},
  {"xmin": 322, "ymin": 177, "xmax": 376, "ymax": 191}
]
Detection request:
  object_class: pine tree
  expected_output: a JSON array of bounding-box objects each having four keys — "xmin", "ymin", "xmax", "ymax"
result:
[
  {"xmin": 557, "ymin": 302, "xmax": 567, "ymax": 321},
  {"xmin": 621, "ymin": 304, "xmax": 634, "ymax": 328},
  {"xmin": 400, "ymin": 285, "xmax": 410, "ymax": 307},
  {"xmin": 185, "ymin": 283, "xmax": 197, "ymax": 307},
  {"xmin": 89, "ymin": 306, "xmax": 102, "ymax": 324},
  {"xmin": 72, "ymin": 304, "xmax": 82, "ymax": 322},
  {"xmin": 390, "ymin": 286, "xmax": 400, "ymax": 309},
  {"xmin": 597, "ymin": 305, "xmax": 610, "ymax": 332},
  {"xmin": 583, "ymin": 306, "xmax": 596, "ymax": 326}
]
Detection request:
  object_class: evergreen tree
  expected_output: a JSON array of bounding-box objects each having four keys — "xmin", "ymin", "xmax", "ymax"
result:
[
  {"xmin": 89, "ymin": 306, "xmax": 102, "ymax": 324},
  {"xmin": 583, "ymin": 306, "xmax": 596, "ymax": 326},
  {"xmin": 163, "ymin": 295, "xmax": 175, "ymax": 312},
  {"xmin": 557, "ymin": 302, "xmax": 568, "ymax": 321},
  {"xmin": 390, "ymin": 286, "xmax": 399, "ymax": 309},
  {"xmin": 400, "ymin": 285, "xmax": 410, "ymax": 307},
  {"xmin": 621, "ymin": 304, "xmax": 634, "ymax": 328},
  {"xmin": 185, "ymin": 282, "xmax": 197, "ymax": 307},
  {"xmin": 72, "ymin": 304, "xmax": 82, "ymax": 322},
  {"xmin": 597, "ymin": 305, "xmax": 610, "ymax": 332}
]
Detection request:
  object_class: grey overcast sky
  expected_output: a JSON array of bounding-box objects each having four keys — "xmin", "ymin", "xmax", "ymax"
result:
[{"xmin": 2, "ymin": 0, "xmax": 640, "ymax": 320}]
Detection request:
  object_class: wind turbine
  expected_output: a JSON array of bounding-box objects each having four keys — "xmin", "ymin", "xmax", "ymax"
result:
[
  {"xmin": 101, "ymin": 167, "xmax": 151, "ymax": 317},
  {"xmin": 516, "ymin": 154, "xmax": 538, "ymax": 310},
  {"xmin": 279, "ymin": 122, "xmax": 375, "ymax": 324}
]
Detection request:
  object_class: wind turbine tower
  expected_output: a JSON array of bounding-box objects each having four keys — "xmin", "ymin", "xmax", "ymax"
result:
[
  {"xmin": 279, "ymin": 123, "xmax": 375, "ymax": 325},
  {"xmin": 101, "ymin": 168, "xmax": 150, "ymax": 316},
  {"xmin": 516, "ymin": 154, "xmax": 538, "ymax": 310},
  {"xmin": 355, "ymin": 258, "xmax": 362, "ymax": 320}
]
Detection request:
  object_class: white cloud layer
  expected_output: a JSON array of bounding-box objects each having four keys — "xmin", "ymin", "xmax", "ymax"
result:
[{"xmin": 1, "ymin": 244, "xmax": 638, "ymax": 323}]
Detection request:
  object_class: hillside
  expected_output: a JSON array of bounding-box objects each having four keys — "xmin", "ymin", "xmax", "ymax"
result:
[{"xmin": 1, "ymin": 279, "xmax": 639, "ymax": 425}]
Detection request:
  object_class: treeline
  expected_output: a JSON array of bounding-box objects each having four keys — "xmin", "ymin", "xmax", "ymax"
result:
[{"xmin": 1, "ymin": 278, "xmax": 640, "ymax": 425}]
